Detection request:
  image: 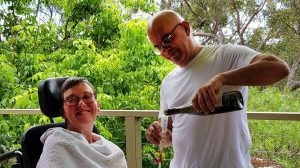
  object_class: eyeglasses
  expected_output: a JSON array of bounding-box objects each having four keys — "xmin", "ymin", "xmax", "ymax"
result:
[
  {"xmin": 64, "ymin": 94, "xmax": 95, "ymax": 106},
  {"xmin": 153, "ymin": 23, "xmax": 182, "ymax": 55}
]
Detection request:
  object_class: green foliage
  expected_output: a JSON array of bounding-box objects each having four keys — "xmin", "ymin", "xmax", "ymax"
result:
[
  {"xmin": 0, "ymin": 114, "xmax": 49, "ymax": 154},
  {"xmin": 248, "ymin": 87, "xmax": 300, "ymax": 112},
  {"xmin": 249, "ymin": 0, "xmax": 300, "ymax": 68},
  {"xmin": 119, "ymin": 0, "xmax": 157, "ymax": 18},
  {"xmin": 88, "ymin": 2, "xmax": 122, "ymax": 49},
  {"xmin": 0, "ymin": 55, "xmax": 17, "ymax": 107},
  {"xmin": 0, "ymin": 0, "xmax": 299, "ymax": 167},
  {"xmin": 248, "ymin": 87, "xmax": 300, "ymax": 167},
  {"xmin": 249, "ymin": 120, "xmax": 300, "ymax": 168},
  {"xmin": 0, "ymin": 1, "xmax": 164, "ymax": 167}
]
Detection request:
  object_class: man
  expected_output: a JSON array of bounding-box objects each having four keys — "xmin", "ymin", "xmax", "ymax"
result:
[{"xmin": 145, "ymin": 10, "xmax": 289, "ymax": 168}]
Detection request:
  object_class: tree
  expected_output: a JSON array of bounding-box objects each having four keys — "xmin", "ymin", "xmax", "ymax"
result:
[
  {"xmin": 266, "ymin": 0, "xmax": 300, "ymax": 91},
  {"xmin": 0, "ymin": 1, "xmax": 299, "ymax": 167}
]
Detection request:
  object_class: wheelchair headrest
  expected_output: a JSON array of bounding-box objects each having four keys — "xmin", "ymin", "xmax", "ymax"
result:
[{"xmin": 38, "ymin": 77, "xmax": 69, "ymax": 118}]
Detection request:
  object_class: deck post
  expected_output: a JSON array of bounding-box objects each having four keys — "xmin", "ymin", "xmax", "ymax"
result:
[{"xmin": 125, "ymin": 116, "xmax": 142, "ymax": 168}]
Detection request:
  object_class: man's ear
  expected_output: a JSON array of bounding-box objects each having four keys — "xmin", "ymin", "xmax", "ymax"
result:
[{"xmin": 181, "ymin": 21, "xmax": 191, "ymax": 36}]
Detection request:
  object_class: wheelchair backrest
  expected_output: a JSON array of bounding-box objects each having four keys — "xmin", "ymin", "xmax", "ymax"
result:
[
  {"xmin": 38, "ymin": 77, "xmax": 69, "ymax": 118},
  {"xmin": 22, "ymin": 77, "xmax": 98, "ymax": 168}
]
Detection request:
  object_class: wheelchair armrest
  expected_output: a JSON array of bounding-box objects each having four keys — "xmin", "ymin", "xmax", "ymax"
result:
[{"xmin": 0, "ymin": 150, "xmax": 23, "ymax": 166}]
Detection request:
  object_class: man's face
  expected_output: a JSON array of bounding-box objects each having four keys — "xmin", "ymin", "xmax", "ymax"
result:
[
  {"xmin": 148, "ymin": 21, "xmax": 193, "ymax": 67},
  {"xmin": 62, "ymin": 82, "xmax": 99, "ymax": 132}
]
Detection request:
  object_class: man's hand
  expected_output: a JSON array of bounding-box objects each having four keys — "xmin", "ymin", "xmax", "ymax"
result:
[
  {"xmin": 146, "ymin": 120, "xmax": 172, "ymax": 146},
  {"xmin": 146, "ymin": 121, "xmax": 161, "ymax": 145},
  {"xmin": 192, "ymin": 74, "xmax": 224, "ymax": 115}
]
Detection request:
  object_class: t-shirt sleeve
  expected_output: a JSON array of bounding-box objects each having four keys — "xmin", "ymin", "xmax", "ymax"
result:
[{"xmin": 219, "ymin": 44, "xmax": 261, "ymax": 69}]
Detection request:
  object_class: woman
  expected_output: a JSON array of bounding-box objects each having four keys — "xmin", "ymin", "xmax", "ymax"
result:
[{"xmin": 37, "ymin": 77, "xmax": 127, "ymax": 168}]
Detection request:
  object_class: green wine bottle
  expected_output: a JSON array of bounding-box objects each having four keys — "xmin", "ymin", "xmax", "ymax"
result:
[{"xmin": 164, "ymin": 91, "xmax": 244, "ymax": 115}]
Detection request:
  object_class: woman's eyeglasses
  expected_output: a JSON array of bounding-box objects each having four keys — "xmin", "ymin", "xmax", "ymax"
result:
[
  {"xmin": 153, "ymin": 23, "xmax": 182, "ymax": 55},
  {"xmin": 64, "ymin": 94, "xmax": 95, "ymax": 106}
]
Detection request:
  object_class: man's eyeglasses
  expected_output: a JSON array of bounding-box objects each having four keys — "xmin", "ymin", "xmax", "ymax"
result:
[
  {"xmin": 153, "ymin": 23, "xmax": 182, "ymax": 55},
  {"xmin": 64, "ymin": 94, "xmax": 95, "ymax": 106}
]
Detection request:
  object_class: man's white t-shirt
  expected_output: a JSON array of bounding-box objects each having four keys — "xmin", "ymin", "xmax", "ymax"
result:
[{"xmin": 159, "ymin": 44, "xmax": 260, "ymax": 168}]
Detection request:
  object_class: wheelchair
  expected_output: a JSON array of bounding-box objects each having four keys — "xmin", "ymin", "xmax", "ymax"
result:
[{"xmin": 0, "ymin": 77, "xmax": 99, "ymax": 168}]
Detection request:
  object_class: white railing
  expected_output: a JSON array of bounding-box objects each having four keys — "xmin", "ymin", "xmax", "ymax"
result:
[{"xmin": 1, "ymin": 109, "xmax": 300, "ymax": 168}]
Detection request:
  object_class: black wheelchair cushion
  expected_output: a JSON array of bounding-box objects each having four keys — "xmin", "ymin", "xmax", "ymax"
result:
[
  {"xmin": 21, "ymin": 123, "xmax": 66, "ymax": 168},
  {"xmin": 21, "ymin": 122, "xmax": 99, "ymax": 168},
  {"xmin": 38, "ymin": 77, "xmax": 69, "ymax": 118}
]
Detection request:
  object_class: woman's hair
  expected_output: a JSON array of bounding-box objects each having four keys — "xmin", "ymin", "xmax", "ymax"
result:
[{"xmin": 60, "ymin": 77, "xmax": 97, "ymax": 104}]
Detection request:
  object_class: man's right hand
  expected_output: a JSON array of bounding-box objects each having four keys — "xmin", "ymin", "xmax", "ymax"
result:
[
  {"xmin": 146, "ymin": 121, "xmax": 162, "ymax": 145},
  {"xmin": 146, "ymin": 120, "xmax": 172, "ymax": 147}
]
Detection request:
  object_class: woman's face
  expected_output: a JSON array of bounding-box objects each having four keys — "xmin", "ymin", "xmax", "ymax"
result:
[{"xmin": 62, "ymin": 82, "xmax": 99, "ymax": 132}]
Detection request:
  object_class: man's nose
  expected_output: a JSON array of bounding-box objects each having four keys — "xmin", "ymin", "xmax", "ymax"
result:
[
  {"xmin": 161, "ymin": 46, "xmax": 172, "ymax": 53},
  {"xmin": 161, "ymin": 47, "xmax": 172, "ymax": 57}
]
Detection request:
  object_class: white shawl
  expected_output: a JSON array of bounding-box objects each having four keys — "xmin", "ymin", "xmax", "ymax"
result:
[{"xmin": 36, "ymin": 127, "xmax": 127, "ymax": 168}]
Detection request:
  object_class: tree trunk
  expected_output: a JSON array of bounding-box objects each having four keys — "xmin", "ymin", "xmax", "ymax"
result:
[{"xmin": 287, "ymin": 55, "xmax": 300, "ymax": 91}]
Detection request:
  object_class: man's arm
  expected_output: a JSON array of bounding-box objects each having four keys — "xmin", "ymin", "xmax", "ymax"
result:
[
  {"xmin": 218, "ymin": 54, "xmax": 289, "ymax": 86},
  {"xmin": 192, "ymin": 54, "xmax": 289, "ymax": 114}
]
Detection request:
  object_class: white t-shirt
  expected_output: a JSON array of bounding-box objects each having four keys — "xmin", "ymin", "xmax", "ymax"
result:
[{"xmin": 159, "ymin": 44, "xmax": 260, "ymax": 168}]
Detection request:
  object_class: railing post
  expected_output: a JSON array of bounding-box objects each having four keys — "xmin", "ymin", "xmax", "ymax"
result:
[{"xmin": 125, "ymin": 116, "xmax": 142, "ymax": 168}]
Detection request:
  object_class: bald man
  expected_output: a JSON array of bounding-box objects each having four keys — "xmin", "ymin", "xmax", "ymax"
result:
[{"xmin": 146, "ymin": 10, "xmax": 289, "ymax": 168}]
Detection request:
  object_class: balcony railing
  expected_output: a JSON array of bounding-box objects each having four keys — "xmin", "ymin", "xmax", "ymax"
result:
[{"xmin": 1, "ymin": 109, "xmax": 300, "ymax": 168}]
